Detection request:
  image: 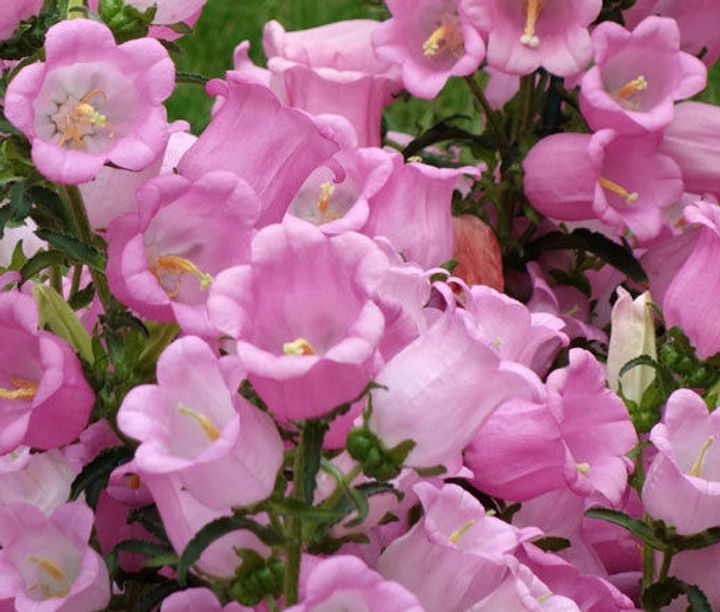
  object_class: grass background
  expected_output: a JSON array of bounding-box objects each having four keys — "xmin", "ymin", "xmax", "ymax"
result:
[{"xmin": 165, "ymin": 0, "xmax": 476, "ymax": 135}]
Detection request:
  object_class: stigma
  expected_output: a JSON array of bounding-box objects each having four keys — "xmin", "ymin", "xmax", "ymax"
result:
[
  {"xmin": 599, "ymin": 177, "xmax": 639, "ymax": 204},
  {"xmin": 449, "ymin": 519, "xmax": 476, "ymax": 544},
  {"xmin": 178, "ymin": 403, "xmax": 220, "ymax": 442},
  {"xmin": 689, "ymin": 436, "xmax": 715, "ymax": 478},
  {"xmin": 151, "ymin": 255, "xmax": 213, "ymax": 298},
  {"xmin": 520, "ymin": 0, "xmax": 544, "ymax": 48},
  {"xmin": 56, "ymin": 88, "xmax": 114, "ymax": 148},
  {"xmin": 576, "ymin": 462, "xmax": 591, "ymax": 475},
  {"xmin": 283, "ymin": 338, "xmax": 316, "ymax": 356},
  {"xmin": 422, "ymin": 15, "xmax": 464, "ymax": 58},
  {"xmin": 0, "ymin": 377, "xmax": 38, "ymax": 401}
]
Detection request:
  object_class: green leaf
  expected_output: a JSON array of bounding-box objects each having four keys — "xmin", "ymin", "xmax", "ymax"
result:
[
  {"xmin": 585, "ymin": 508, "xmax": 666, "ymax": 550},
  {"xmin": 106, "ymin": 540, "xmax": 177, "ymax": 575},
  {"xmin": 26, "ymin": 186, "xmax": 71, "ymax": 228},
  {"xmin": 642, "ymin": 577, "xmax": 712, "ymax": 612},
  {"xmin": 67, "ymin": 283, "xmax": 96, "ymax": 311},
  {"xmin": 671, "ymin": 526, "xmax": 720, "ymax": 552},
  {"xmin": 20, "ymin": 249, "xmax": 66, "ymax": 281},
  {"xmin": 34, "ymin": 229, "xmax": 106, "ymax": 271},
  {"xmin": 525, "ymin": 228, "xmax": 648, "ymax": 284},
  {"xmin": 70, "ymin": 446, "xmax": 134, "ymax": 507},
  {"xmin": 33, "ymin": 284, "xmax": 94, "ymax": 363},
  {"xmin": 269, "ymin": 498, "xmax": 346, "ymax": 523},
  {"xmin": 99, "ymin": 0, "xmax": 157, "ymax": 43},
  {"xmin": 532, "ymin": 536, "xmax": 572, "ymax": 552},
  {"xmin": 177, "ymin": 516, "xmax": 284, "ymax": 586}
]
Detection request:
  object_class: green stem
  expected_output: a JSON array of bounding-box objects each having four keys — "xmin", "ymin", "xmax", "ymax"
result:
[
  {"xmin": 321, "ymin": 464, "xmax": 363, "ymax": 509},
  {"xmin": 464, "ymin": 75, "xmax": 509, "ymax": 152},
  {"xmin": 283, "ymin": 425, "xmax": 309, "ymax": 606},
  {"xmin": 265, "ymin": 595, "xmax": 280, "ymax": 612},
  {"xmin": 657, "ymin": 547, "xmax": 674, "ymax": 582},
  {"xmin": 50, "ymin": 266, "xmax": 63, "ymax": 294},
  {"xmin": 176, "ymin": 71, "xmax": 210, "ymax": 87},
  {"xmin": 513, "ymin": 74, "xmax": 534, "ymax": 143},
  {"xmin": 62, "ymin": 185, "xmax": 113, "ymax": 312},
  {"xmin": 69, "ymin": 264, "xmax": 82, "ymax": 298}
]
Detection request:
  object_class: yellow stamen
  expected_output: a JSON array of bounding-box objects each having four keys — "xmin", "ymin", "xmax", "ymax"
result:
[
  {"xmin": 423, "ymin": 24, "xmax": 451, "ymax": 56},
  {"xmin": 689, "ymin": 436, "xmax": 715, "ymax": 478},
  {"xmin": 576, "ymin": 462, "xmax": 591, "ymax": 475},
  {"xmin": 0, "ymin": 377, "xmax": 38, "ymax": 400},
  {"xmin": 599, "ymin": 177, "xmax": 639, "ymax": 204},
  {"xmin": 283, "ymin": 338, "xmax": 316, "ymax": 356},
  {"xmin": 492, "ymin": 338, "xmax": 504, "ymax": 348},
  {"xmin": 151, "ymin": 255, "xmax": 213, "ymax": 298},
  {"xmin": 28, "ymin": 555, "xmax": 66, "ymax": 582},
  {"xmin": 125, "ymin": 473, "xmax": 141, "ymax": 490},
  {"xmin": 58, "ymin": 88, "xmax": 114, "ymax": 148},
  {"xmin": 449, "ymin": 519, "xmax": 476, "ymax": 544},
  {"xmin": 521, "ymin": 0, "xmax": 544, "ymax": 48},
  {"xmin": 615, "ymin": 76, "xmax": 648, "ymax": 101},
  {"xmin": 537, "ymin": 592, "xmax": 553, "ymax": 604},
  {"xmin": 177, "ymin": 403, "xmax": 220, "ymax": 442},
  {"xmin": 317, "ymin": 182, "xmax": 336, "ymax": 215},
  {"xmin": 563, "ymin": 304, "xmax": 580, "ymax": 318}
]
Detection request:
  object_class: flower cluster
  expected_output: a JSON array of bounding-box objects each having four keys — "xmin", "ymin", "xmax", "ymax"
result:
[{"xmin": 0, "ymin": 0, "xmax": 719, "ymax": 610}]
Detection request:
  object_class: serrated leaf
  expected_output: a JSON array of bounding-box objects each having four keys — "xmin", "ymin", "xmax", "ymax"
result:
[
  {"xmin": 106, "ymin": 540, "xmax": 177, "ymax": 575},
  {"xmin": 177, "ymin": 516, "xmax": 284, "ymax": 586},
  {"xmin": 532, "ymin": 536, "xmax": 572, "ymax": 552},
  {"xmin": 70, "ymin": 446, "xmax": 134, "ymax": 507},
  {"xmin": 20, "ymin": 249, "xmax": 66, "ymax": 281},
  {"xmin": 525, "ymin": 228, "xmax": 647, "ymax": 284},
  {"xmin": 67, "ymin": 283, "xmax": 96, "ymax": 310},
  {"xmin": 167, "ymin": 21, "xmax": 193, "ymax": 35},
  {"xmin": 33, "ymin": 284, "xmax": 94, "ymax": 363},
  {"xmin": 269, "ymin": 498, "xmax": 346, "ymax": 522},
  {"xmin": 34, "ymin": 229, "xmax": 106, "ymax": 271},
  {"xmin": 26, "ymin": 186, "xmax": 71, "ymax": 227},
  {"xmin": 642, "ymin": 577, "xmax": 712, "ymax": 612},
  {"xmin": 686, "ymin": 583, "xmax": 713, "ymax": 612},
  {"xmin": 671, "ymin": 526, "xmax": 720, "ymax": 551},
  {"xmin": 585, "ymin": 508, "xmax": 666, "ymax": 550}
]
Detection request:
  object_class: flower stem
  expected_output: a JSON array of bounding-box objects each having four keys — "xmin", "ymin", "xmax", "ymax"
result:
[
  {"xmin": 321, "ymin": 463, "xmax": 363, "ymax": 509},
  {"xmin": 464, "ymin": 74, "xmax": 509, "ymax": 152},
  {"xmin": 284, "ymin": 425, "xmax": 309, "ymax": 606},
  {"xmin": 62, "ymin": 185, "xmax": 113, "ymax": 313},
  {"xmin": 657, "ymin": 547, "xmax": 674, "ymax": 582}
]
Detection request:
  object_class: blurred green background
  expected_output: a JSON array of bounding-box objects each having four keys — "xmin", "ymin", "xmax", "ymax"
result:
[{"xmin": 165, "ymin": 0, "xmax": 475, "ymax": 135}]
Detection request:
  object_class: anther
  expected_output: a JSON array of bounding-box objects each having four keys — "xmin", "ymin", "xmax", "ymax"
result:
[
  {"xmin": 178, "ymin": 404, "xmax": 220, "ymax": 442},
  {"xmin": 0, "ymin": 377, "xmax": 38, "ymax": 400},
  {"xmin": 599, "ymin": 177, "xmax": 639, "ymax": 204},
  {"xmin": 449, "ymin": 519, "xmax": 476, "ymax": 544},
  {"xmin": 316, "ymin": 182, "xmax": 336, "ymax": 215},
  {"xmin": 520, "ymin": 0, "xmax": 544, "ymax": 48},
  {"xmin": 151, "ymin": 255, "xmax": 213, "ymax": 298},
  {"xmin": 283, "ymin": 338, "xmax": 316, "ymax": 356},
  {"xmin": 576, "ymin": 462, "xmax": 591, "ymax": 475},
  {"xmin": 615, "ymin": 76, "xmax": 648, "ymax": 101}
]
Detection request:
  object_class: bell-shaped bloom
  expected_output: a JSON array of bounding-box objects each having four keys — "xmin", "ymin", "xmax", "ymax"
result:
[
  {"xmin": 118, "ymin": 336, "xmax": 283, "ymax": 509},
  {"xmin": 467, "ymin": 349, "xmax": 636, "ymax": 504},
  {"xmin": 0, "ymin": 502, "xmax": 110, "ymax": 611},
  {"xmin": 372, "ymin": 0, "xmax": 485, "ymax": 99},
  {"xmin": 624, "ymin": 0, "xmax": 720, "ymax": 67},
  {"xmin": 524, "ymin": 130, "xmax": 683, "ymax": 242},
  {"xmin": 140, "ymin": 470, "xmax": 271, "ymax": 578},
  {"xmin": 368, "ymin": 304, "xmax": 542, "ymax": 469},
  {"xmin": 642, "ymin": 389, "xmax": 720, "ymax": 534},
  {"xmin": 378, "ymin": 483, "xmax": 542, "ymax": 612},
  {"xmin": 606, "ymin": 288, "xmax": 656, "ymax": 405},
  {"xmin": 288, "ymin": 132, "xmax": 395, "ymax": 234},
  {"xmin": 451, "ymin": 214, "xmax": 504, "ymax": 292},
  {"xmin": 0, "ymin": 448, "xmax": 75, "ymax": 515},
  {"xmin": 515, "ymin": 543, "xmax": 635, "ymax": 611},
  {"xmin": 579, "ymin": 17, "xmax": 706, "ymax": 134},
  {"xmin": 660, "ymin": 102, "xmax": 720, "ymax": 199},
  {"xmin": 468, "ymin": 560, "xmax": 580, "ymax": 611},
  {"xmin": 287, "ymin": 556, "xmax": 424, "ymax": 612},
  {"xmin": 0, "ymin": 291, "xmax": 94, "ymax": 454},
  {"xmin": 363, "ymin": 153, "xmax": 477, "ymax": 268},
  {"xmin": 663, "ymin": 202, "xmax": 720, "ymax": 358},
  {"xmin": 466, "ymin": 0, "xmax": 601, "ymax": 77},
  {"xmin": 4, "ymin": 19, "xmax": 174, "ymax": 184},
  {"xmin": 79, "ymin": 120, "xmax": 191, "ymax": 230},
  {"xmin": 261, "ymin": 19, "xmax": 403, "ymax": 147},
  {"xmin": 177, "ymin": 73, "xmax": 339, "ymax": 227},
  {"xmin": 461, "ymin": 284, "xmax": 568, "ymax": 375},
  {"xmin": 106, "ymin": 171, "xmax": 260, "ymax": 335},
  {"xmin": 161, "ymin": 588, "xmax": 250, "ymax": 612},
  {"xmin": 209, "ymin": 217, "xmax": 388, "ymax": 421},
  {"xmin": 0, "ymin": 0, "xmax": 42, "ymax": 41}
]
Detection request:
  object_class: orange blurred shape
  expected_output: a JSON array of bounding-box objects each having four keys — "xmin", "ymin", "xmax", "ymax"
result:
[{"xmin": 452, "ymin": 214, "xmax": 504, "ymax": 292}]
